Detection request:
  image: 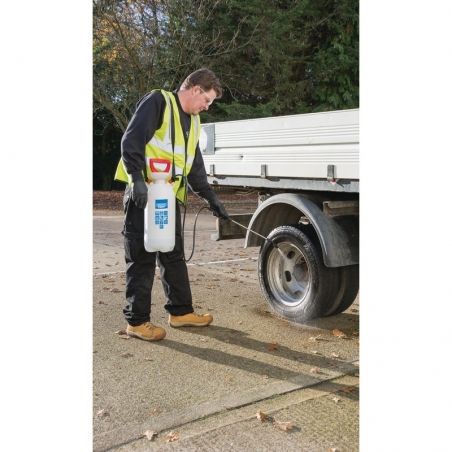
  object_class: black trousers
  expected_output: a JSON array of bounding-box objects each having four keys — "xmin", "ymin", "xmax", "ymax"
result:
[{"xmin": 122, "ymin": 186, "xmax": 193, "ymax": 326}]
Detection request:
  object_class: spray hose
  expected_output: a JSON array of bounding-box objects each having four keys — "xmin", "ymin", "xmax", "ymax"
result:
[
  {"xmin": 182, "ymin": 205, "xmax": 210, "ymax": 262},
  {"xmin": 181, "ymin": 188, "xmax": 285, "ymax": 263}
]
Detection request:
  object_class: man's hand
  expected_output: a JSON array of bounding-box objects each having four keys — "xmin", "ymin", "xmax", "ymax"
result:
[
  {"xmin": 199, "ymin": 189, "xmax": 229, "ymax": 219},
  {"xmin": 131, "ymin": 172, "xmax": 148, "ymax": 209},
  {"xmin": 209, "ymin": 197, "xmax": 229, "ymax": 220}
]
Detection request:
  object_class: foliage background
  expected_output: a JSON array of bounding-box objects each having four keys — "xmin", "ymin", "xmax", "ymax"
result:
[{"xmin": 93, "ymin": 0, "xmax": 358, "ymax": 189}]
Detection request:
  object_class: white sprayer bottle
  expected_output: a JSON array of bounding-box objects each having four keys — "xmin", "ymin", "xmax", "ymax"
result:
[{"xmin": 144, "ymin": 158, "xmax": 176, "ymax": 252}]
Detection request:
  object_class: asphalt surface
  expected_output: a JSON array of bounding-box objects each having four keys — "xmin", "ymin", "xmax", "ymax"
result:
[{"xmin": 93, "ymin": 210, "xmax": 359, "ymax": 451}]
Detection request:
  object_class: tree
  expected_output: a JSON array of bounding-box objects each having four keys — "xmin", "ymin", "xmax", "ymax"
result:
[
  {"xmin": 93, "ymin": 0, "xmax": 251, "ymax": 130},
  {"xmin": 93, "ymin": 0, "xmax": 359, "ymax": 189}
]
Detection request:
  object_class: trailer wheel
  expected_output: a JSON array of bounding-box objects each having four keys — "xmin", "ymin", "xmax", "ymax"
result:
[
  {"xmin": 325, "ymin": 265, "xmax": 359, "ymax": 316},
  {"xmin": 258, "ymin": 226, "xmax": 340, "ymax": 322}
]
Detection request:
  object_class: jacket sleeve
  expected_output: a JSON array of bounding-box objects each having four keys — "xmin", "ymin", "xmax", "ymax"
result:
[
  {"xmin": 121, "ymin": 91, "xmax": 165, "ymax": 176},
  {"xmin": 187, "ymin": 145, "xmax": 214, "ymax": 197}
]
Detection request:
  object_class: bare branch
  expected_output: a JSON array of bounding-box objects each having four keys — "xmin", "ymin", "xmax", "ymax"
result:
[{"xmin": 93, "ymin": 90, "xmax": 128, "ymax": 132}]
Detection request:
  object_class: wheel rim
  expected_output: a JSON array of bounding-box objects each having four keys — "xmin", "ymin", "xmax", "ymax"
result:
[{"xmin": 266, "ymin": 241, "xmax": 311, "ymax": 307}]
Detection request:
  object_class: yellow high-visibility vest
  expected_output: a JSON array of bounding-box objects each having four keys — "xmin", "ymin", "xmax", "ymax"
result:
[{"xmin": 114, "ymin": 90, "xmax": 201, "ymax": 203}]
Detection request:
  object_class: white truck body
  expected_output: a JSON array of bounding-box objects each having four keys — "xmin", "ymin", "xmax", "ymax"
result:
[{"xmin": 200, "ymin": 108, "xmax": 359, "ymax": 192}]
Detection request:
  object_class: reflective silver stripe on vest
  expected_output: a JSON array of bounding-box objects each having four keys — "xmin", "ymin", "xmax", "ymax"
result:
[
  {"xmin": 160, "ymin": 90, "xmax": 173, "ymax": 149},
  {"xmin": 193, "ymin": 116, "xmax": 199, "ymax": 142},
  {"xmin": 148, "ymin": 136, "xmax": 185, "ymax": 155},
  {"xmin": 148, "ymin": 135, "xmax": 171, "ymax": 152},
  {"xmin": 186, "ymin": 155, "xmax": 194, "ymax": 167}
]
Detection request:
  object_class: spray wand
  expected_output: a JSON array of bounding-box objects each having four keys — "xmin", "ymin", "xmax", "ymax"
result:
[
  {"xmin": 227, "ymin": 217, "xmax": 287, "ymax": 260},
  {"xmin": 183, "ymin": 187, "xmax": 287, "ymax": 262}
]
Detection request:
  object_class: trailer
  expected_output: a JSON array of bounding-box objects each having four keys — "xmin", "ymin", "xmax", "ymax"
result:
[{"xmin": 199, "ymin": 109, "xmax": 359, "ymax": 322}]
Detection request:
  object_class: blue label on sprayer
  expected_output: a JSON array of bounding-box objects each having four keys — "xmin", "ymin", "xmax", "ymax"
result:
[
  {"xmin": 154, "ymin": 199, "xmax": 168, "ymax": 229},
  {"xmin": 155, "ymin": 199, "xmax": 168, "ymax": 209}
]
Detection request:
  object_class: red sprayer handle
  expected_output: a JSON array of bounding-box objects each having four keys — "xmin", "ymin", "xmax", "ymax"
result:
[{"xmin": 149, "ymin": 158, "xmax": 171, "ymax": 173}]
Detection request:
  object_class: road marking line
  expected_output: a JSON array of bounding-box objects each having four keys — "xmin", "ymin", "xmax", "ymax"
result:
[
  {"xmin": 191, "ymin": 257, "xmax": 253, "ymax": 266},
  {"xmin": 94, "ymin": 270, "xmax": 125, "ymax": 276},
  {"xmin": 94, "ymin": 257, "xmax": 257, "ymax": 276},
  {"xmin": 93, "ymin": 215, "xmax": 124, "ymax": 219}
]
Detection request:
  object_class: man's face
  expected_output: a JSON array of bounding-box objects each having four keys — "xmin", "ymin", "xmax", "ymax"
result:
[{"xmin": 188, "ymin": 86, "xmax": 217, "ymax": 115}]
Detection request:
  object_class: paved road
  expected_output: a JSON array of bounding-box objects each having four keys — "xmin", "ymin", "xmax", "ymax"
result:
[{"xmin": 93, "ymin": 212, "xmax": 359, "ymax": 451}]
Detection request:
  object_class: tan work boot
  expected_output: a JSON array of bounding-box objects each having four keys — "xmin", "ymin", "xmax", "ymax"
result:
[
  {"xmin": 168, "ymin": 312, "xmax": 213, "ymax": 328},
  {"xmin": 126, "ymin": 322, "xmax": 166, "ymax": 341}
]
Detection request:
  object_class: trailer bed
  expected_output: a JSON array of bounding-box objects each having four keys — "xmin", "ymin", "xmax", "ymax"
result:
[{"xmin": 200, "ymin": 109, "xmax": 359, "ymax": 193}]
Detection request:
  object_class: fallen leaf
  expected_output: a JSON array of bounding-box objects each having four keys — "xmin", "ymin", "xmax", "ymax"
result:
[
  {"xmin": 120, "ymin": 353, "xmax": 133, "ymax": 358},
  {"xmin": 274, "ymin": 420, "xmax": 294, "ymax": 432},
  {"xmin": 267, "ymin": 342, "xmax": 278, "ymax": 351},
  {"xmin": 96, "ymin": 409, "xmax": 109, "ymax": 418},
  {"xmin": 143, "ymin": 430, "xmax": 157, "ymax": 441},
  {"xmin": 308, "ymin": 334, "xmax": 323, "ymax": 342},
  {"xmin": 256, "ymin": 410, "xmax": 268, "ymax": 422},
  {"xmin": 331, "ymin": 396, "xmax": 341, "ymax": 403},
  {"xmin": 340, "ymin": 386, "xmax": 356, "ymax": 394},
  {"xmin": 312, "ymin": 350, "xmax": 320, "ymax": 355},
  {"xmin": 114, "ymin": 329, "xmax": 127, "ymax": 335},
  {"xmin": 332, "ymin": 329, "xmax": 347, "ymax": 339},
  {"xmin": 165, "ymin": 431, "xmax": 179, "ymax": 442},
  {"xmin": 310, "ymin": 367, "xmax": 321, "ymax": 374},
  {"xmin": 331, "ymin": 353, "xmax": 340, "ymax": 358},
  {"xmin": 110, "ymin": 288, "xmax": 121, "ymax": 293}
]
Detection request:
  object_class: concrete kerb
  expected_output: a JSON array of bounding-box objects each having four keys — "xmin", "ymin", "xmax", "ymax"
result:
[{"xmin": 93, "ymin": 360, "xmax": 358, "ymax": 451}]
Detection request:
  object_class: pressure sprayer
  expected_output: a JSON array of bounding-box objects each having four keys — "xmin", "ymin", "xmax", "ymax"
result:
[{"xmin": 144, "ymin": 158, "xmax": 176, "ymax": 253}]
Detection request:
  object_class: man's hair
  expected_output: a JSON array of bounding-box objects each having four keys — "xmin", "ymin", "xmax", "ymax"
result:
[{"xmin": 180, "ymin": 68, "xmax": 223, "ymax": 99}]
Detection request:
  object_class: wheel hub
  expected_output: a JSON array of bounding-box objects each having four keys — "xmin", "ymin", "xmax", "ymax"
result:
[{"xmin": 266, "ymin": 241, "xmax": 311, "ymax": 306}]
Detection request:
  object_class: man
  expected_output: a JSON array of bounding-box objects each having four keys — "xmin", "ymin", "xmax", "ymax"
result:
[{"xmin": 114, "ymin": 68, "xmax": 229, "ymax": 341}]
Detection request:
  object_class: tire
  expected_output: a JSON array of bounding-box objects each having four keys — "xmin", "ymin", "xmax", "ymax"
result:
[
  {"xmin": 258, "ymin": 226, "xmax": 341, "ymax": 322},
  {"xmin": 325, "ymin": 265, "xmax": 359, "ymax": 316}
]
